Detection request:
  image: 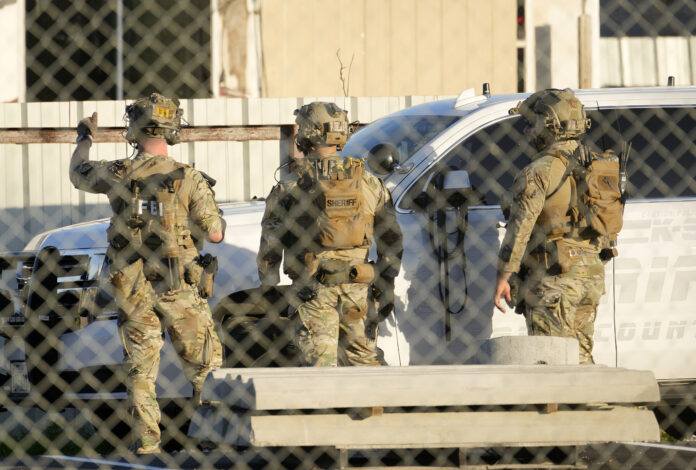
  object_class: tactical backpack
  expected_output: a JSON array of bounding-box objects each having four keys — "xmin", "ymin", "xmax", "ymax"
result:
[{"xmin": 558, "ymin": 144, "xmax": 629, "ymax": 258}]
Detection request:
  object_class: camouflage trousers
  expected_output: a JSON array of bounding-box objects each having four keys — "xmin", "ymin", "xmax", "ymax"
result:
[
  {"xmin": 294, "ymin": 282, "xmax": 383, "ymax": 367},
  {"xmin": 525, "ymin": 254, "xmax": 605, "ymax": 364},
  {"xmin": 110, "ymin": 259, "xmax": 222, "ymax": 449}
]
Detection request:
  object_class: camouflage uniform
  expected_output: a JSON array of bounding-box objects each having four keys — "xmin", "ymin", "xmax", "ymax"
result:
[
  {"xmin": 258, "ymin": 152, "xmax": 403, "ymax": 367},
  {"xmin": 70, "ymin": 151, "xmax": 223, "ymax": 449},
  {"xmin": 499, "ymin": 89, "xmax": 605, "ymax": 364}
]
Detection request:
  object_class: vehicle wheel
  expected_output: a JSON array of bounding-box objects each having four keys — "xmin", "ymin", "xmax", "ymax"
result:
[
  {"xmin": 218, "ymin": 314, "xmax": 298, "ymax": 367},
  {"xmin": 214, "ymin": 287, "xmax": 298, "ymax": 367}
]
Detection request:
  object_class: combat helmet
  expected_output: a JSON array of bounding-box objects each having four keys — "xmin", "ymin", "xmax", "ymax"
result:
[
  {"xmin": 125, "ymin": 93, "xmax": 183, "ymax": 146},
  {"xmin": 509, "ymin": 88, "xmax": 591, "ymax": 147},
  {"xmin": 294, "ymin": 102, "xmax": 350, "ymax": 154}
]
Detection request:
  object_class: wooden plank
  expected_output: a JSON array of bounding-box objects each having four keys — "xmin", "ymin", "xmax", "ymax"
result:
[
  {"xmin": 188, "ymin": 407, "xmax": 659, "ymax": 447},
  {"xmin": 202, "ymin": 365, "xmax": 659, "ymax": 410},
  {"xmin": 0, "ymin": 126, "xmax": 284, "ymax": 144},
  {"xmin": 578, "ymin": 14, "xmax": 593, "ymax": 89}
]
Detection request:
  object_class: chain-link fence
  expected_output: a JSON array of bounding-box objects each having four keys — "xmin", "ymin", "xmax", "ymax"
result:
[
  {"xmin": 26, "ymin": 0, "xmax": 211, "ymax": 101},
  {"xmin": 2, "ymin": 0, "xmax": 696, "ymax": 469}
]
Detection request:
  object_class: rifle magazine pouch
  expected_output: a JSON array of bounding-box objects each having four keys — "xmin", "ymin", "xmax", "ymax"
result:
[{"xmin": 343, "ymin": 307, "xmax": 367, "ymax": 321}]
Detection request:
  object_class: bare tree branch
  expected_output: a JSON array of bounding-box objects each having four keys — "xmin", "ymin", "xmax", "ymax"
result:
[{"xmin": 336, "ymin": 49, "xmax": 355, "ymax": 97}]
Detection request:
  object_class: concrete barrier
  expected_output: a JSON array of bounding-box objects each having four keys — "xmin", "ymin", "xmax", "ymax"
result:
[
  {"xmin": 188, "ymin": 364, "xmax": 660, "ymax": 449},
  {"xmin": 477, "ymin": 336, "xmax": 580, "ymax": 365}
]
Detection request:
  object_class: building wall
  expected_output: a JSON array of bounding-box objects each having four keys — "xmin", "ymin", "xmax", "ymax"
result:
[
  {"xmin": 0, "ymin": 0, "xmax": 24, "ymax": 102},
  {"xmin": 258, "ymin": 0, "xmax": 518, "ymax": 97},
  {"xmin": 600, "ymin": 36, "xmax": 696, "ymax": 87}
]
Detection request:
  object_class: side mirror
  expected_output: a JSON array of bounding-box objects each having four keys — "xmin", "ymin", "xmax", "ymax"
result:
[{"xmin": 366, "ymin": 143, "xmax": 400, "ymax": 176}]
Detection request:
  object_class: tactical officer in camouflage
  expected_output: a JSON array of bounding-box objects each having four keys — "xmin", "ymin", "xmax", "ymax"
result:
[
  {"xmin": 69, "ymin": 93, "xmax": 224, "ymax": 454},
  {"xmin": 493, "ymin": 89, "xmax": 605, "ymax": 364},
  {"xmin": 257, "ymin": 102, "xmax": 403, "ymax": 367}
]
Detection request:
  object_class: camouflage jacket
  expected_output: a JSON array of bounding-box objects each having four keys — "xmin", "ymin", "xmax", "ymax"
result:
[
  {"xmin": 257, "ymin": 152, "xmax": 403, "ymax": 285},
  {"xmin": 70, "ymin": 152, "xmax": 224, "ymax": 270},
  {"xmin": 498, "ymin": 140, "xmax": 599, "ymax": 275}
]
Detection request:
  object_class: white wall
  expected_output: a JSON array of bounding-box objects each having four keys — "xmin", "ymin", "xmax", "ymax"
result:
[
  {"xmin": 0, "ymin": 0, "xmax": 24, "ymax": 102},
  {"xmin": 600, "ymin": 36, "xmax": 696, "ymax": 87},
  {"xmin": 524, "ymin": 0, "xmax": 601, "ymax": 90}
]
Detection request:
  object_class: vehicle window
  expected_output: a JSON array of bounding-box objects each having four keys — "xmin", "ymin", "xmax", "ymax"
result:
[
  {"xmin": 400, "ymin": 106, "xmax": 696, "ymax": 211},
  {"xmin": 587, "ymin": 107, "xmax": 696, "ymax": 199},
  {"xmin": 344, "ymin": 115, "xmax": 459, "ymax": 164},
  {"xmin": 401, "ymin": 116, "xmax": 530, "ymax": 209}
]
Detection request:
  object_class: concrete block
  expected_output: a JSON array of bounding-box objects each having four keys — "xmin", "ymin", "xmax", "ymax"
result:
[
  {"xmin": 477, "ymin": 336, "xmax": 580, "ymax": 365},
  {"xmin": 189, "ymin": 407, "xmax": 659, "ymax": 447},
  {"xmin": 201, "ymin": 364, "xmax": 659, "ymax": 410}
]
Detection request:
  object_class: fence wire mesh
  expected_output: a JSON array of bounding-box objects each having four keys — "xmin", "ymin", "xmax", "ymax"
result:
[{"xmin": 2, "ymin": 0, "xmax": 696, "ymax": 469}]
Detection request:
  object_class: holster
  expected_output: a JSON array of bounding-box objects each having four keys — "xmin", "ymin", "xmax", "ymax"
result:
[
  {"xmin": 198, "ymin": 253, "xmax": 218, "ymax": 298},
  {"xmin": 185, "ymin": 253, "xmax": 218, "ymax": 298}
]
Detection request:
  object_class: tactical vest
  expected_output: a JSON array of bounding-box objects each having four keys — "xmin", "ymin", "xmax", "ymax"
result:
[
  {"xmin": 107, "ymin": 155, "xmax": 196, "ymax": 272},
  {"xmin": 314, "ymin": 156, "xmax": 373, "ymax": 250}
]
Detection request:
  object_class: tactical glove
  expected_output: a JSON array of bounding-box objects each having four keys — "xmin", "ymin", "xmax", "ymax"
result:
[
  {"xmin": 372, "ymin": 275, "xmax": 395, "ymax": 322},
  {"xmin": 76, "ymin": 112, "xmax": 98, "ymax": 141}
]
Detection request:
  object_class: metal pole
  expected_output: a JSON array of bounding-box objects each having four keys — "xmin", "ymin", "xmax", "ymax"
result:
[{"xmin": 116, "ymin": 0, "xmax": 124, "ymax": 100}]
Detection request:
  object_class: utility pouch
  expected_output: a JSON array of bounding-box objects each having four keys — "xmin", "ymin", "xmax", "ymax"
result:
[
  {"xmin": 184, "ymin": 258, "xmax": 204, "ymax": 287},
  {"xmin": 600, "ymin": 247, "xmax": 618, "ymax": 262},
  {"xmin": 531, "ymin": 242, "xmax": 569, "ymax": 275},
  {"xmin": 315, "ymin": 259, "xmax": 352, "ymax": 286},
  {"xmin": 109, "ymin": 259, "xmax": 146, "ymax": 317},
  {"xmin": 554, "ymin": 242, "xmax": 572, "ymax": 274},
  {"xmin": 349, "ymin": 263, "xmax": 375, "ymax": 284},
  {"xmin": 304, "ymin": 252, "xmax": 319, "ymax": 277},
  {"xmin": 343, "ymin": 306, "xmax": 367, "ymax": 321}
]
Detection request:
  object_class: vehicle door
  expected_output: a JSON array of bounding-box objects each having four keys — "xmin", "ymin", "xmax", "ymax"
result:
[
  {"xmin": 391, "ymin": 111, "xmax": 619, "ymax": 367},
  {"xmin": 589, "ymin": 105, "xmax": 696, "ymax": 381}
]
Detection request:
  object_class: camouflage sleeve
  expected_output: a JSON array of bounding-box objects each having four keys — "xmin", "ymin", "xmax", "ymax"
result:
[
  {"xmin": 373, "ymin": 179, "xmax": 403, "ymax": 278},
  {"xmin": 187, "ymin": 169, "xmax": 224, "ymax": 237},
  {"xmin": 497, "ymin": 162, "xmax": 550, "ymax": 273},
  {"xmin": 257, "ymin": 184, "xmax": 286, "ymax": 285},
  {"xmin": 69, "ymin": 159, "xmax": 123, "ymax": 194}
]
